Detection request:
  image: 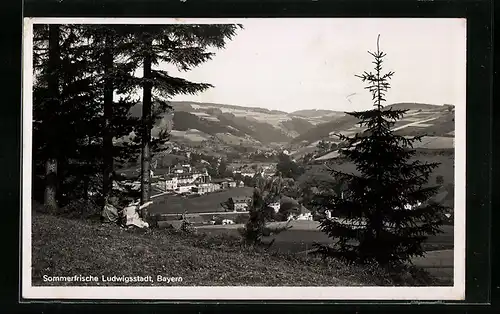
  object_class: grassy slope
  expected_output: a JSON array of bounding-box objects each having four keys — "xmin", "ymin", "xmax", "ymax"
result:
[{"xmin": 32, "ymin": 213, "xmax": 439, "ymax": 287}]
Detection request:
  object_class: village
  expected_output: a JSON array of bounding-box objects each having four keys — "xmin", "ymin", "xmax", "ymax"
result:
[{"xmin": 113, "ymin": 155, "xmax": 315, "ymax": 227}]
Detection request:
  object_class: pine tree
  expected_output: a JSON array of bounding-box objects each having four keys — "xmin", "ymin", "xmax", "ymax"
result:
[
  {"xmin": 124, "ymin": 24, "xmax": 242, "ymax": 217},
  {"xmin": 221, "ymin": 197, "xmax": 235, "ymax": 212},
  {"xmin": 33, "ymin": 24, "xmax": 103, "ymax": 210},
  {"xmin": 313, "ymin": 35, "xmax": 446, "ymax": 266},
  {"xmin": 80, "ymin": 25, "xmax": 141, "ymax": 207}
]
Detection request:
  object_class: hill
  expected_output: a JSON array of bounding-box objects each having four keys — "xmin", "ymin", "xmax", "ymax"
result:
[
  {"xmin": 290, "ymin": 109, "xmax": 341, "ymax": 117},
  {"xmin": 291, "ymin": 103, "xmax": 453, "ymax": 145},
  {"xmin": 127, "ymin": 101, "xmax": 454, "ymax": 157},
  {"xmin": 129, "ymin": 101, "xmax": 343, "ymax": 146}
]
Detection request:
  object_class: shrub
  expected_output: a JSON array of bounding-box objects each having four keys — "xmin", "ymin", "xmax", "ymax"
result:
[{"xmin": 179, "ymin": 212, "xmax": 196, "ymax": 234}]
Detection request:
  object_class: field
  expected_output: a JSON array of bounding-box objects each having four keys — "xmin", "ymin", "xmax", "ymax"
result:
[
  {"xmin": 31, "ymin": 213, "xmax": 443, "ymax": 287},
  {"xmin": 148, "ymin": 187, "xmax": 254, "ymax": 215},
  {"xmin": 196, "ymin": 221, "xmax": 454, "ymax": 253},
  {"xmin": 196, "ymin": 221, "xmax": 454, "ymax": 283}
]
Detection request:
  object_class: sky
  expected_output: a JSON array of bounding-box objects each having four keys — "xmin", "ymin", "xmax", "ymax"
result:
[{"xmin": 161, "ymin": 18, "xmax": 466, "ymax": 113}]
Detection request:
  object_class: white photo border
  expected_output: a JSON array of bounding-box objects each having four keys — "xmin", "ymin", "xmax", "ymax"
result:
[{"xmin": 21, "ymin": 17, "xmax": 467, "ymax": 300}]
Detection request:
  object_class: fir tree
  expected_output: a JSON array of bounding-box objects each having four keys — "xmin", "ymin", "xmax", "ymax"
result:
[
  {"xmin": 313, "ymin": 35, "xmax": 446, "ymax": 266},
  {"xmin": 221, "ymin": 197, "xmax": 235, "ymax": 212},
  {"xmin": 81, "ymin": 25, "xmax": 140, "ymax": 207},
  {"xmin": 33, "ymin": 25, "xmax": 103, "ymax": 209},
  {"xmin": 124, "ymin": 24, "xmax": 242, "ymax": 217}
]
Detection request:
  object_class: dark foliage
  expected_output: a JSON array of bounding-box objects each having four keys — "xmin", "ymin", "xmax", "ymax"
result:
[
  {"xmin": 32, "ymin": 24, "xmax": 242, "ymax": 213},
  {"xmin": 221, "ymin": 197, "xmax": 236, "ymax": 212},
  {"xmin": 276, "ymin": 153, "xmax": 305, "ymax": 180},
  {"xmin": 240, "ymin": 175, "xmax": 294, "ymax": 244}
]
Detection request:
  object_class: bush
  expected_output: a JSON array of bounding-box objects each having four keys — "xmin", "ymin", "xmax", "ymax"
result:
[{"xmin": 180, "ymin": 212, "xmax": 196, "ymax": 233}]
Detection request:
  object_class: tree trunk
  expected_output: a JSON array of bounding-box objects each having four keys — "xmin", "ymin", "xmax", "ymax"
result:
[
  {"xmin": 102, "ymin": 33, "xmax": 114, "ymax": 207},
  {"xmin": 44, "ymin": 25, "xmax": 60, "ymax": 212},
  {"xmin": 140, "ymin": 36, "xmax": 153, "ymax": 218}
]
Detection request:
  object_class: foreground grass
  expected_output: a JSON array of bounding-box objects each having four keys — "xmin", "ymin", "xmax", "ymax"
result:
[{"xmin": 32, "ymin": 213, "xmax": 442, "ymax": 287}]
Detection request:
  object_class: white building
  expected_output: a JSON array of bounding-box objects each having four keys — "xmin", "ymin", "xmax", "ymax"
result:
[
  {"xmin": 191, "ymin": 183, "xmax": 221, "ymax": 194},
  {"xmin": 269, "ymin": 202, "xmax": 280, "ymax": 213},
  {"xmin": 165, "ymin": 176, "xmax": 179, "ymax": 190},
  {"xmin": 174, "ymin": 184, "xmax": 195, "ymax": 194},
  {"xmin": 233, "ymin": 196, "xmax": 251, "ymax": 212},
  {"xmin": 287, "ymin": 205, "xmax": 313, "ymax": 221},
  {"xmin": 164, "ymin": 169, "xmax": 211, "ymax": 191},
  {"xmin": 241, "ymin": 171, "xmax": 256, "ymax": 178}
]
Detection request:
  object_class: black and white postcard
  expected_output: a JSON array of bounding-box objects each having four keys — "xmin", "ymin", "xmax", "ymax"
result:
[{"xmin": 22, "ymin": 17, "xmax": 466, "ymax": 300}]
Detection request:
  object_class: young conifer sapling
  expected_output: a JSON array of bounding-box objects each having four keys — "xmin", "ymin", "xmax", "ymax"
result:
[{"xmin": 313, "ymin": 35, "xmax": 446, "ymax": 266}]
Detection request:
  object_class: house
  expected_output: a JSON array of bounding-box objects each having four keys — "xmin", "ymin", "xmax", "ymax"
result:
[
  {"xmin": 241, "ymin": 171, "xmax": 255, "ymax": 177},
  {"xmin": 173, "ymin": 164, "xmax": 184, "ymax": 174},
  {"xmin": 403, "ymin": 202, "xmax": 422, "ymax": 210},
  {"xmin": 287, "ymin": 205, "xmax": 313, "ymax": 221},
  {"xmin": 164, "ymin": 175, "xmax": 179, "ymax": 191},
  {"xmin": 233, "ymin": 196, "xmax": 251, "ymax": 212},
  {"xmin": 191, "ymin": 183, "xmax": 220, "ymax": 194},
  {"xmin": 280, "ymin": 196, "xmax": 312, "ymax": 221},
  {"xmin": 237, "ymin": 180, "xmax": 245, "ymax": 188},
  {"xmin": 211, "ymin": 178, "xmax": 236, "ymax": 189},
  {"xmin": 164, "ymin": 168, "xmax": 211, "ymax": 191},
  {"xmin": 263, "ymin": 169, "xmax": 276, "ymax": 178},
  {"xmin": 227, "ymin": 179, "xmax": 237, "ymax": 188},
  {"xmin": 235, "ymin": 165, "xmax": 261, "ymax": 178},
  {"xmin": 174, "ymin": 183, "xmax": 195, "ymax": 194},
  {"xmin": 269, "ymin": 202, "xmax": 280, "ymax": 213}
]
